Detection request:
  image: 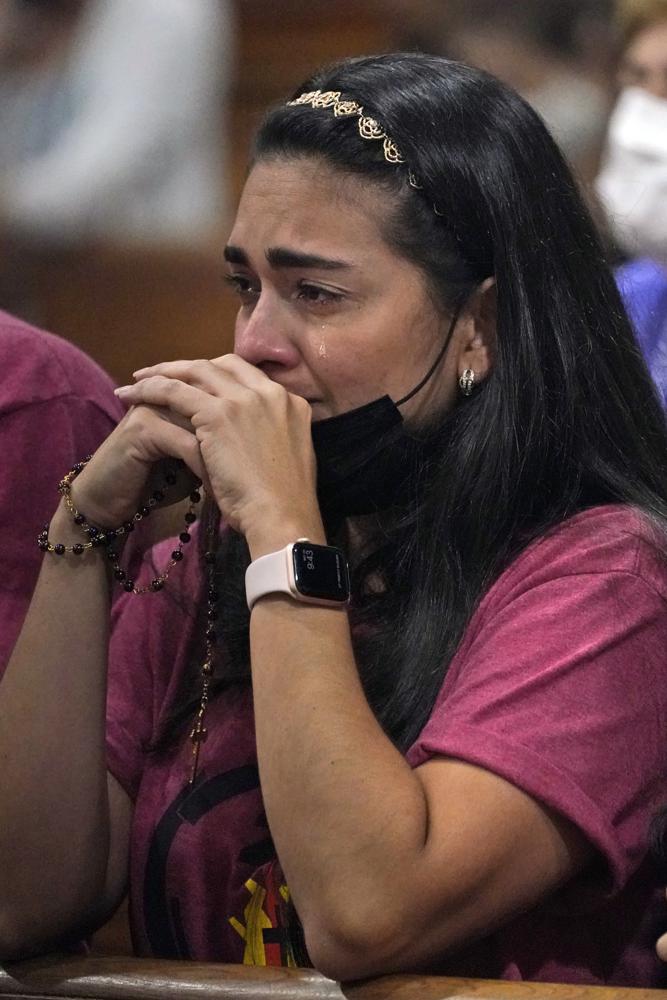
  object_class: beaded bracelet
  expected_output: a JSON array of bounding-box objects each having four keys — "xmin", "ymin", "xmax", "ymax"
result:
[{"xmin": 38, "ymin": 456, "xmax": 202, "ymax": 595}]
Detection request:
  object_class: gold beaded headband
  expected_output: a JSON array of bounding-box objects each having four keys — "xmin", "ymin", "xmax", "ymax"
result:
[{"xmin": 286, "ymin": 89, "xmax": 427, "ymax": 197}]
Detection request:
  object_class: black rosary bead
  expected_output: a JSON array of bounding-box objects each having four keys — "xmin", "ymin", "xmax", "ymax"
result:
[
  {"xmin": 54, "ymin": 544, "xmax": 66, "ymax": 555},
  {"xmin": 189, "ymin": 490, "xmax": 201, "ymax": 503},
  {"xmin": 184, "ymin": 512, "xmax": 197, "ymax": 524},
  {"xmin": 74, "ymin": 514, "xmax": 85, "ymax": 526},
  {"xmin": 139, "ymin": 506, "xmax": 151, "ymax": 517},
  {"xmin": 171, "ymin": 550, "xmax": 184, "ymax": 561},
  {"xmin": 123, "ymin": 580, "xmax": 135, "ymax": 592},
  {"xmin": 39, "ymin": 540, "xmax": 49, "ymax": 551},
  {"xmin": 114, "ymin": 568, "xmax": 126, "ymax": 582},
  {"xmin": 107, "ymin": 548, "xmax": 119, "ymax": 563},
  {"xmin": 204, "ymin": 550, "xmax": 216, "ymax": 564},
  {"xmin": 72, "ymin": 544, "xmax": 85, "ymax": 556},
  {"xmin": 179, "ymin": 532, "xmax": 191, "ymax": 544},
  {"xmin": 150, "ymin": 579, "xmax": 164, "ymax": 591}
]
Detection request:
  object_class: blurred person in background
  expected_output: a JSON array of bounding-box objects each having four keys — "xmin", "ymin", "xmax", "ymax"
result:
[
  {"xmin": 617, "ymin": 0, "xmax": 667, "ymax": 96},
  {"xmin": 596, "ymin": 0, "xmax": 667, "ymax": 405},
  {"xmin": 0, "ymin": 309, "xmax": 124, "ymax": 677},
  {"xmin": 597, "ymin": 0, "xmax": 667, "ymax": 264},
  {"xmin": 0, "ymin": 0, "xmax": 234, "ymax": 250},
  {"xmin": 384, "ymin": 0, "xmax": 614, "ymax": 182}
]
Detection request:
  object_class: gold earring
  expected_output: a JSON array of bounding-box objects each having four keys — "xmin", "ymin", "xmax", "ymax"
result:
[{"xmin": 459, "ymin": 369, "xmax": 475, "ymax": 396}]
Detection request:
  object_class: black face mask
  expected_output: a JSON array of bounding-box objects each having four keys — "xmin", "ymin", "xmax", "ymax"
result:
[{"xmin": 312, "ymin": 305, "xmax": 463, "ymax": 525}]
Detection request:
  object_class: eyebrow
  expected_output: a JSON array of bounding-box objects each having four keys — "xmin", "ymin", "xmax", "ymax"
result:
[{"xmin": 223, "ymin": 244, "xmax": 353, "ymax": 271}]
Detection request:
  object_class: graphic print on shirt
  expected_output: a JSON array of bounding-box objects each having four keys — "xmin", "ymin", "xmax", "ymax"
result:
[
  {"xmin": 229, "ymin": 859, "xmax": 296, "ymax": 967},
  {"xmin": 143, "ymin": 764, "xmax": 272, "ymax": 958}
]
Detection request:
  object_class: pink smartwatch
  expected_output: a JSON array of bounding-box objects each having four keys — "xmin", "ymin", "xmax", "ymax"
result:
[{"xmin": 245, "ymin": 538, "xmax": 350, "ymax": 611}]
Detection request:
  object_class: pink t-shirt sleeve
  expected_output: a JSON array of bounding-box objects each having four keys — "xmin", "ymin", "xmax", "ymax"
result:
[
  {"xmin": 406, "ymin": 510, "xmax": 667, "ymax": 895},
  {"xmin": 0, "ymin": 314, "xmax": 124, "ymax": 675}
]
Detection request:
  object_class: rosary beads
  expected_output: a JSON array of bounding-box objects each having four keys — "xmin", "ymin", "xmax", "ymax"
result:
[{"xmin": 38, "ymin": 456, "xmax": 202, "ymax": 593}]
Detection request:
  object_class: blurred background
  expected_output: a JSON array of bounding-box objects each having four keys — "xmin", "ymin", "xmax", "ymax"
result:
[{"xmin": 0, "ymin": 0, "xmax": 665, "ymax": 385}]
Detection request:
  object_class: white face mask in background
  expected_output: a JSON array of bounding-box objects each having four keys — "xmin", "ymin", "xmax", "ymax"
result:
[{"xmin": 596, "ymin": 86, "xmax": 667, "ymax": 266}]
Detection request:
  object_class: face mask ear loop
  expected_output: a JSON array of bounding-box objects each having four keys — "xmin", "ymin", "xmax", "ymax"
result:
[{"xmin": 395, "ymin": 298, "xmax": 466, "ymax": 408}]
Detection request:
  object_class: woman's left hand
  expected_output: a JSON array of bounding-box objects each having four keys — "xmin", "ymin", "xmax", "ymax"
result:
[{"xmin": 116, "ymin": 355, "xmax": 323, "ymax": 552}]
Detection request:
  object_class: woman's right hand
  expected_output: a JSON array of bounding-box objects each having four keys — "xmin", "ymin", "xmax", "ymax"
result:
[{"xmin": 67, "ymin": 402, "xmax": 207, "ymax": 528}]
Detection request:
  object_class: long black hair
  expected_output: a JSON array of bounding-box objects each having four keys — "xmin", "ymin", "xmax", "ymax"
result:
[{"xmin": 164, "ymin": 52, "xmax": 667, "ymax": 755}]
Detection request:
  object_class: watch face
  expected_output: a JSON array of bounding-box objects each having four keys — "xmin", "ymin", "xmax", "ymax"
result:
[{"xmin": 291, "ymin": 542, "xmax": 350, "ymax": 603}]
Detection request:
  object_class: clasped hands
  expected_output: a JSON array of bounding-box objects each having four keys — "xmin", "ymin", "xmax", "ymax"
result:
[{"xmin": 72, "ymin": 355, "xmax": 323, "ymax": 554}]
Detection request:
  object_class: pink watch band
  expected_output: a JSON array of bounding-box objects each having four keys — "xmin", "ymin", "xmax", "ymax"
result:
[{"xmin": 245, "ymin": 543, "xmax": 297, "ymax": 611}]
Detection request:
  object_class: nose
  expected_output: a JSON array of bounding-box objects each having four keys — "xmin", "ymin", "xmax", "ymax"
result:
[
  {"xmin": 233, "ymin": 294, "xmax": 301, "ymax": 370},
  {"xmin": 644, "ymin": 71, "xmax": 667, "ymax": 100}
]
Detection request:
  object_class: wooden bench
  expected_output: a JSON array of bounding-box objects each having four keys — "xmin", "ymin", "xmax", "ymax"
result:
[{"xmin": 0, "ymin": 955, "xmax": 663, "ymax": 1000}]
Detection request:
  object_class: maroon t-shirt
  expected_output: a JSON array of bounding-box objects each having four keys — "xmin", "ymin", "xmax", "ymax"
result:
[
  {"xmin": 106, "ymin": 505, "xmax": 667, "ymax": 985},
  {"xmin": 0, "ymin": 310, "xmax": 124, "ymax": 674}
]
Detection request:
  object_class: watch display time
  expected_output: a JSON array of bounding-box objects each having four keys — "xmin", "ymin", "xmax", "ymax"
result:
[{"xmin": 291, "ymin": 542, "xmax": 350, "ymax": 602}]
